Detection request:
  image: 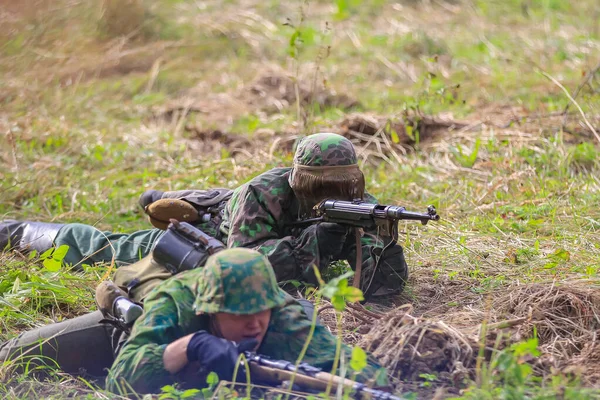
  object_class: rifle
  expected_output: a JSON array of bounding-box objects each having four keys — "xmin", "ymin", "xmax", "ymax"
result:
[
  {"xmin": 315, "ymin": 200, "xmax": 439, "ymax": 234},
  {"xmin": 292, "ymin": 200, "xmax": 440, "ymax": 293},
  {"xmin": 238, "ymin": 352, "xmax": 404, "ymax": 400}
]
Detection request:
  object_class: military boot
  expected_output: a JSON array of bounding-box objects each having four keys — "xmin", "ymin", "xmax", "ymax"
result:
[
  {"xmin": 0, "ymin": 220, "xmax": 64, "ymax": 254},
  {"xmin": 95, "ymin": 280, "xmax": 143, "ymax": 326},
  {"xmin": 0, "ymin": 220, "xmax": 24, "ymax": 251}
]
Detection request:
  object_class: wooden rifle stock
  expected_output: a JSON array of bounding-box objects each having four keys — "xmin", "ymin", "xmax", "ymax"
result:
[{"xmin": 241, "ymin": 353, "xmax": 404, "ymax": 400}]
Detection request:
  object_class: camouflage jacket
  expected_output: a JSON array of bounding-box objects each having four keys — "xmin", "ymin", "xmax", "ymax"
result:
[
  {"xmin": 106, "ymin": 268, "xmax": 388, "ymax": 394},
  {"xmin": 219, "ymin": 167, "xmax": 387, "ymax": 282}
]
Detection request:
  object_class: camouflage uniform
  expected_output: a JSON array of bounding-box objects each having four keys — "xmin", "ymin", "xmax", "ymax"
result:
[
  {"xmin": 220, "ymin": 167, "xmax": 384, "ymax": 282},
  {"xmin": 221, "ymin": 132, "xmax": 406, "ymax": 292},
  {"xmin": 106, "ymin": 248, "xmax": 388, "ymax": 394}
]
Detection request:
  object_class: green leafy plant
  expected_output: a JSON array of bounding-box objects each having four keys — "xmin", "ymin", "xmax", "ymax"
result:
[
  {"xmin": 457, "ymin": 336, "xmax": 596, "ymax": 399},
  {"xmin": 158, "ymin": 372, "xmax": 218, "ymax": 399},
  {"xmin": 450, "ymin": 137, "xmax": 481, "ymax": 168},
  {"xmin": 418, "ymin": 373, "xmax": 437, "ymax": 388},
  {"xmin": 543, "ymin": 248, "xmax": 571, "ymax": 272},
  {"xmin": 317, "ymin": 270, "xmax": 364, "ymax": 312},
  {"xmin": 40, "ymin": 245, "xmax": 69, "ymax": 272},
  {"xmin": 158, "ymin": 384, "xmax": 201, "ymax": 400}
]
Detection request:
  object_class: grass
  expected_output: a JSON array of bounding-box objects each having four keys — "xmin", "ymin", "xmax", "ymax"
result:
[{"xmin": 1, "ymin": 0, "xmax": 600, "ymax": 398}]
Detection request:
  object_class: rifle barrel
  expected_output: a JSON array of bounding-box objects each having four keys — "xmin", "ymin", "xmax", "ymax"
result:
[{"xmin": 317, "ymin": 200, "xmax": 440, "ymax": 223}]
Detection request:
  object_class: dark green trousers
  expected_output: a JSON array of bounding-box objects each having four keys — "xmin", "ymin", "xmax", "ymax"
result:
[
  {"xmin": 54, "ymin": 224, "xmax": 165, "ymax": 267},
  {"xmin": 0, "ymin": 311, "xmax": 116, "ymax": 378}
]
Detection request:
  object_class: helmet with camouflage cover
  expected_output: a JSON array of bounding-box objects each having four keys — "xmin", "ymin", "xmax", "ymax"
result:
[
  {"xmin": 193, "ymin": 248, "xmax": 287, "ymax": 315},
  {"xmin": 289, "ymin": 133, "xmax": 365, "ymax": 210}
]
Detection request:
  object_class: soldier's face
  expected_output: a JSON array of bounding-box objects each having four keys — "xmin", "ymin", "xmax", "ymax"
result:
[{"xmin": 214, "ymin": 309, "xmax": 271, "ymax": 347}]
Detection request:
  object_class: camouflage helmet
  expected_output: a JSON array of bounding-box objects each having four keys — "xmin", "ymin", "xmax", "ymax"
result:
[
  {"xmin": 289, "ymin": 133, "xmax": 365, "ymax": 206},
  {"xmin": 193, "ymin": 248, "xmax": 287, "ymax": 315},
  {"xmin": 292, "ymin": 132, "xmax": 359, "ymax": 167}
]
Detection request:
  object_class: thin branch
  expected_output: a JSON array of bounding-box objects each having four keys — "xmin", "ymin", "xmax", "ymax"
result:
[
  {"xmin": 540, "ymin": 71, "xmax": 600, "ymax": 144},
  {"xmin": 562, "ymin": 61, "xmax": 600, "ymax": 126}
]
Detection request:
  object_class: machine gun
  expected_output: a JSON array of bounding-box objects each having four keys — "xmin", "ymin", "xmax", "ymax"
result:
[
  {"xmin": 236, "ymin": 352, "xmax": 404, "ymax": 400},
  {"xmin": 291, "ymin": 200, "xmax": 440, "ymax": 295}
]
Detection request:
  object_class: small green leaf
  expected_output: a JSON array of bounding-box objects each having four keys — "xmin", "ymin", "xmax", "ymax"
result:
[
  {"xmin": 403, "ymin": 125, "xmax": 412, "ymax": 142},
  {"xmin": 341, "ymin": 286, "xmax": 364, "ymax": 303},
  {"xmin": 335, "ymin": 0, "xmax": 350, "ymax": 20},
  {"xmin": 511, "ymin": 337, "xmax": 540, "ymax": 357},
  {"xmin": 289, "ymin": 280, "xmax": 301, "ymax": 288},
  {"xmin": 550, "ymin": 248, "xmax": 570, "ymax": 261},
  {"xmin": 11, "ymin": 277, "xmax": 21, "ymax": 293},
  {"xmin": 40, "ymin": 247, "xmax": 54, "ymax": 260},
  {"xmin": 390, "ymin": 129, "xmax": 400, "ymax": 143},
  {"xmin": 43, "ymin": 258, "xmax": 62, "ymax": 272},
  {"xmin": 350, "ymin": 346, "xmax": 368, "ymax": 372},
  {"xmin": 289, "ymin": 31, "xmax": 300, "ymax": 48},
  {"xmin": 159, "ymin": 384, "xmax": 175, "ymax": 394},
  {"xmin": 385, "ymin": 119, "xmax": 401, "ymax": 143},
  {"xmin": 543, "ymin": 261, "xmax": 557, "ymax": 270},
  {"xmin": 419, "ymin": 373, "xmax": 437, "ymax": 382},
  {"xmin": 328, "ymin": 271, "xmax": 355, "ymax": 287},
  {"xmin": 52, "ymin": 245, "xmax": 70, "ymax": 262},
  {"xmin": 331, "ymin": 295, "xmax": 346, "ymax": 311},
  {"xmin": 206, "ymin": 371, "xmax": 219, "ymax": 387},
  {"xmin": 181, "ymin": 388, "xmax": 201, "ymax": 398}
]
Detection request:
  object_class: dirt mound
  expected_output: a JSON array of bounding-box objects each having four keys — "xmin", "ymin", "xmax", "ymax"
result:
[
  {"xmin": 338, "ymin": 112, "xmax": 469, "ymax": 149},
  {"xmin": 184, "ymin": 127, "xmax": 298, "ymax": 158},
  {"xmin": 317, "ymin": 302, "xmax": 393, "ymax": 346},
  {"xmin": 154, "ymin": 68, "xmax": 360, "ymax": 130},
  {"xmin": 244, "ymin": 72, "xmax": 359, "ymax": 113},
  {"xmin": 171, "ymin": 111, "xmax": 468, "ymax": 159},
  {"xmin": 358, "ymin": 306, "xmax": 475, "ymax": 386},
  {"xmin": 153, "ymin": 67, "xmax": 470, "ymax": 155}
]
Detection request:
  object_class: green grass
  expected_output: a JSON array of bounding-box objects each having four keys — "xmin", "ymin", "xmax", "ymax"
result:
[{"xmin": 1, "ymin": 0, "xmax": 600, "ymax": 398}]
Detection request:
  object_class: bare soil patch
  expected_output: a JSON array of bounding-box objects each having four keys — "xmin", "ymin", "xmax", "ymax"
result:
[
  {"xmin": 154, "ymin": 66, "xmax": 361, "ymax": 128},
  {"xmin": 339, "ymin": 112, "xmax": 469, "ymax": 147},
  {"xmin": 245, "ymin": 70, "xmax": 360, "ymax": 113}
]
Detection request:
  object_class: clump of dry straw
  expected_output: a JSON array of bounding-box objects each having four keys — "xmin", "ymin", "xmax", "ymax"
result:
[
  {"xmin": 494, "ymin": 281, "xmax": 600, "ymax": 372},
  {"xmin": 358, "ymin": 305, "xmax": 476, "ymax": 383}
]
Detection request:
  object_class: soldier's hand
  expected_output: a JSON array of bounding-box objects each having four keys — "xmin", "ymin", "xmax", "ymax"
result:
[
  {"xmin": 362, "ymin": 244, "xmax": 408, "ymax": 297},
  {"xmin": 186, "ymin": 330, "xmax": 257, "ymax": 379},
  {"xmin": 315, "ymin": 222, "xmax": 351, "ymax": 261}
]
